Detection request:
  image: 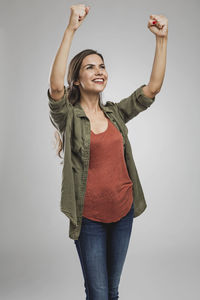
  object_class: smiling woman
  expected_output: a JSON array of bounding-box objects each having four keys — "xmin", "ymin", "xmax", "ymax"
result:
[
  {"xmin": 73, "ymin": 53, "xmax": 108, "ymax": 104},
  {"xmin": 47, "ymin": 3, "xmax": 166, "ymax": 300}
]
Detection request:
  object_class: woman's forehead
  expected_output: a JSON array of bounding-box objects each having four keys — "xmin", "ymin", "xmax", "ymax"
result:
[{"xmin": 82, "ymin": 54, "xmax": 104, "ymax": 65}]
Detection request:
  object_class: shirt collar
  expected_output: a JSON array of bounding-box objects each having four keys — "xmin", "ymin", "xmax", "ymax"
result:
[{"xmin": 74, "ymin": 100, "xmax": 113, "ymax": 117}]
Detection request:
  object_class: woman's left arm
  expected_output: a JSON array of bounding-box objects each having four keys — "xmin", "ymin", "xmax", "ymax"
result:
[{"xmin": 143, "ymin": 14, "xmax": 168, "ymax": 98}]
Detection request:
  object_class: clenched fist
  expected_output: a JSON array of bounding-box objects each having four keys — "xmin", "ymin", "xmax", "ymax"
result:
[
  {"xmin": 67, "ymin": 4, "xmax": 90, "ymax": 31},
  {"xmin": 147, "ymin": 15, "xmax": 168, "ymax": 38}
]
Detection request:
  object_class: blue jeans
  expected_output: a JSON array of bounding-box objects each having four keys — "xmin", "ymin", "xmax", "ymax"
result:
[{"xmin": 74, "ymin": 201, "xmax": 134, "ymax": 300}]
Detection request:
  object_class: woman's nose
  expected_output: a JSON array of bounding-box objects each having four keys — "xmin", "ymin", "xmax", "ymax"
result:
[{"xmin": 95, "ymin": 68, "xmax": 103, "ymax": 75}]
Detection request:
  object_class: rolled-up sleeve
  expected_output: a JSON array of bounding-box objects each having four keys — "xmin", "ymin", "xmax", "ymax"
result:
[
  {"xmin": 47, "ymin": 85, "xmax": 71, "ymax": 133},
  {"xmin": 115, "ymin": 84, "xmax": 156, "ymax": 123}
]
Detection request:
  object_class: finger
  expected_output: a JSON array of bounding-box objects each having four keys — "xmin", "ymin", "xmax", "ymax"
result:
[
  {"xmin": 156, "ymin": 21, "xmax": 164, "ymax": 29},
  {"xmin": 151, "ymin": 18, "xmax": 163, "ymax": 28},
  {"xmin": 85, "ymin": 6, "xmax": 90, "ymax": 14},
  {"xmin": 150, "ymin": 14, "xmax": 158, "ymax": 20},
  {"xmin": 148, "ymin": 19, "xmax": 158, "ymax": 27},
  {"xmin": 151, "ymin": 19, "xmax": 157, "ymax": 25},
  {"xmin": 78, "ymin": 12, "xmax": 85, "ymax": 19}
]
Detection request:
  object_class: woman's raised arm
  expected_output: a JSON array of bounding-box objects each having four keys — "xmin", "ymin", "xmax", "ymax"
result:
[
  {"xmin": 143, "ymin": 14, "xmax": 168, "ymax": 97},
  {"xmin": 49, "ymin": 4, "xmax": 90, "ymax": 101}
]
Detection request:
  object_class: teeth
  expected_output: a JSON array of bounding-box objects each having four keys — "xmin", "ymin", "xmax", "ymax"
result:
[{"xmin": 93, "ymin": 79, "xmax": 104, "ymax": 82}]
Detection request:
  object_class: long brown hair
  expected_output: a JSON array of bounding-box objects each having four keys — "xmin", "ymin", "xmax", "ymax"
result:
[{"xmin": 53, "ymin": 49, "xmax": 105, "ymax": 163}]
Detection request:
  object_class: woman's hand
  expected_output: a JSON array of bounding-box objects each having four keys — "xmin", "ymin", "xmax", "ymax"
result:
[
  {"xmin": 147, "ymin": 15, "xmax": 168, "ymax": 38},
  {"xmin": 67, "ymin": 4, "xmax": 90, "ymax": 32}
]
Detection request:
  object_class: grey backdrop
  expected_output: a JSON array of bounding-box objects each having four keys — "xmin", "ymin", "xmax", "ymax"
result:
[{"xmin": 1, "ymin": 0, "xmax": 199, "ymax": 299}]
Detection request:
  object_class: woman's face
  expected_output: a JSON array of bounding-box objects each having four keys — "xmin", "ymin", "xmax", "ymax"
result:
[{"xmin": 74, "ymin": 54, "xmax": 108, "ymax": 94}]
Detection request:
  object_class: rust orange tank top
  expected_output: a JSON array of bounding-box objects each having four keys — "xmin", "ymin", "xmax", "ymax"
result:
[{"xmin": 82, "ymin": 117, "xmax": 134, "ymax": 222}]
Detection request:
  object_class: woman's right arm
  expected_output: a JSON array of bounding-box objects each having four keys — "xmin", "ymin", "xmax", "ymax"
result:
[
  {"xmin": 49, "ymin": 27, "xmax": 75, "ymax": 100},
  {"xmin": 49, "ymin": 4, "xmax": 90, "ymax": 101},
  {"xmin": 47, "ymin": 4, "xmax": 90, "ymax": 132}
]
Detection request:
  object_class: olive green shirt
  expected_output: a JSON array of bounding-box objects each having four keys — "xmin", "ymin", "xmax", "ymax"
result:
[{"xmin": 47, "ymin": 84, "xmax": 156, "ymax": 240}]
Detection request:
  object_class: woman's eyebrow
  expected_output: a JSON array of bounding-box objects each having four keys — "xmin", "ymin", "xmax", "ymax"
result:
[{"xmin": 83, "ymin": 63, "xmax": 105, "ymax": 68}]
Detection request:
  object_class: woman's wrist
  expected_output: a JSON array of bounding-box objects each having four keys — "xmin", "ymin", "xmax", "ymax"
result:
[
  {"xmin": 156, "ymin": 35, "xmax": 168, "ymax": 42},
  {"xmin": 65, "ymin": 25, "xmax": 76, "ymax": 34}
]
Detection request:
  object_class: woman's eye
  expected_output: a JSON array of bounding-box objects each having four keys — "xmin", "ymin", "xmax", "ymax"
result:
[{"xmin": 86, "ymin": 65, "xmax": 105, "ymax": 69}]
